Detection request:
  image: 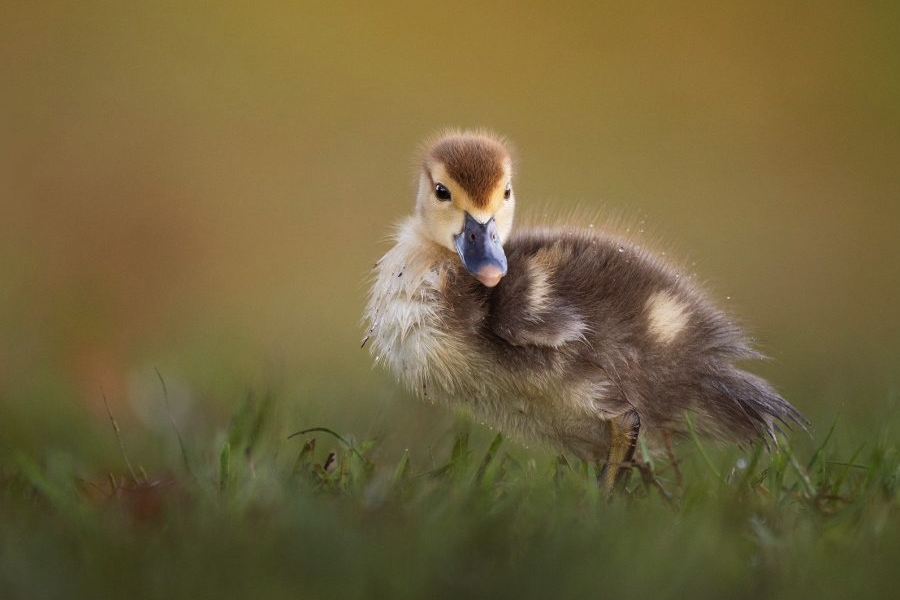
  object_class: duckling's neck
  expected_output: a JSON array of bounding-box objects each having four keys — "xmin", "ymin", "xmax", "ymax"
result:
[{"xmin": 365, "ymin": 216, "xmax": 464, "ymax": 400}]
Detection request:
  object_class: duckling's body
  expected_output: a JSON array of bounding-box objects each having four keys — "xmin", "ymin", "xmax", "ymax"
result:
[{"xmin": 365, "ymin": 130, "xmax": 804, "ymax": 489}]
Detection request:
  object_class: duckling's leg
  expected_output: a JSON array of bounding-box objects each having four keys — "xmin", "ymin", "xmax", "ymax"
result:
[{"xmin": 598, "ymin": 410, "xmax": 641, "ymax": 494}]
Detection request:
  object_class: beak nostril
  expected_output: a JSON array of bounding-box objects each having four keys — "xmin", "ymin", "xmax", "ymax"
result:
[{"xmin": 455, "ymin": 212, "xmax": 508, "ymax": 286}]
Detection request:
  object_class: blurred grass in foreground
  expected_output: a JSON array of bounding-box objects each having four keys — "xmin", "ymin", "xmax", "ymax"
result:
[{"xmin": 2, "ymin": 388, "xmax": 899, "ymax": 600}]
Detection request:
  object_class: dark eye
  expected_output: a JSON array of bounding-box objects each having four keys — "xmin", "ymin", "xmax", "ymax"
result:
[
  {"xmin": 435, "ymin": 183, "xmax": 451, "ymax": 201},
  {"xmin": 503, "ymin": 185, "xmax": 512, "ymax": 200}
]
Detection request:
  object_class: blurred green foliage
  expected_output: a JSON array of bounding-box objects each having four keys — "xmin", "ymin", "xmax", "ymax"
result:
[{"xmin": 2, "ymin": 406, "xmax": 899, "ymax": 600}]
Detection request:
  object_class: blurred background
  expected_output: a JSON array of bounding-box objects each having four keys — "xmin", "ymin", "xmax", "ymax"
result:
[{"xmin": 1, "ymin": 1, "xmax": 898, "ymax": 463}]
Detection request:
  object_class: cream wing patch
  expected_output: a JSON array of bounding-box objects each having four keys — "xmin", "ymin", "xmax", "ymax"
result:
[
  {"xmin": 645, "ymin": 291, "xmax": 690, "ymax": 344},
  {"xmin": 524, "ymin": 257, "xmax": 552, "ymax": 313}
]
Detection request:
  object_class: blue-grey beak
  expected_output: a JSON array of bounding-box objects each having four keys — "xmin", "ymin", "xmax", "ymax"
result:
[{"xmin": 454, "ymin": 213, "xmax": 507, "ymax": 287}]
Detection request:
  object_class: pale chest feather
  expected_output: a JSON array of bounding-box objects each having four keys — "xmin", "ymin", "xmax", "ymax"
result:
[
  {"xmin": 364, "ymin": 236, "xmax": 615, "ymax": 457},
  {"xmin": 364, "ymin": 241, "xmax": 471, "ymax": 401}
]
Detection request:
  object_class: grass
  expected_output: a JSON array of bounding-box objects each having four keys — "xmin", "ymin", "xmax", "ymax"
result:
[{"xmin": 1, "ymin": 390, "xmax": 899, "ymax": 600}]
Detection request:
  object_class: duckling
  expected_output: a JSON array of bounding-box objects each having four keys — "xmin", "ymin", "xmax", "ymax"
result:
[{"xmin": 364, "ymin": 130, "xmax": 806, "ymax": 491}]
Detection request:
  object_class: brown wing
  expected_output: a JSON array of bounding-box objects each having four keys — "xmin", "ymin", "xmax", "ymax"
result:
[{"xmin": 488, "ymin": 235, "xmax": 587, "ymax": 348}]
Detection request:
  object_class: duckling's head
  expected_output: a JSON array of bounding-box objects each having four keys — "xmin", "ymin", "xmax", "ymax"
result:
[{"xmin": 416, "ymin": 130, "xmax": 515, "ymax": 287}]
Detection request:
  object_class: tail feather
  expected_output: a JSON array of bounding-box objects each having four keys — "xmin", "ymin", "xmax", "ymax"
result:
[{"xmin": 699, "ymin": 367, "xmax": 808, "ymax": 446}]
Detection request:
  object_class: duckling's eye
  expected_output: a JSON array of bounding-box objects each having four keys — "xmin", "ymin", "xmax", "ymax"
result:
[
  {"xmin": 503, "ymin": 185, "xmax": 512, "ymax": 200},
  {"xmin": 435, "ymin": 183, "xmax": 451, "ymax": 201}
]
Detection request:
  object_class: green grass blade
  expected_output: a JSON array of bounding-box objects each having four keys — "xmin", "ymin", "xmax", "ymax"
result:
[
  {"xmin": 219, "ymin": 441, "xmax": 231, "ymax": 491},
  {"xmin": 391, "ymin": 449, "xmax": 411, "ymax": 487},
  {"xmin": 475, "ymin": 432, "xmax": 504, "ymax": 485},
  {"xmin": 806, "ymin": 412, "xmax": 840, "ymax": 471},
  {"xmin": 156, "ymin": 368, "xmax": 194, "ymax": 478},
  {"xmin": 685, "ymin": 413, "xmax": 722, "ymax": 481}
]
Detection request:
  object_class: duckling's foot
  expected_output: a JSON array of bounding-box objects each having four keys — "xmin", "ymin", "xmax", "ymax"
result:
[{"xmin": 598, "ymin": 410, "xmax": 641, "ymax": 494}]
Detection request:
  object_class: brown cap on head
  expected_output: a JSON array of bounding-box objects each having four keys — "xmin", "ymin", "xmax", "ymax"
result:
[{"xmin": 423, "ymin": 131, "xmax": 511, "ymax": 210}]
